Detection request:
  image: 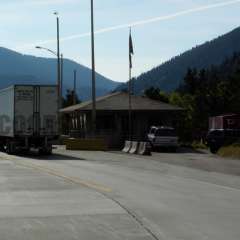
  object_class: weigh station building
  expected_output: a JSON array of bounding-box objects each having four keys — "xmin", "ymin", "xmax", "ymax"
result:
[{"xmin": 60, "ymin": 92, "xmax": 183, "ymax": 148}]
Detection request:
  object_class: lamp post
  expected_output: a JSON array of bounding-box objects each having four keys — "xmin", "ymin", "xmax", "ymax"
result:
[
  {"xmin": 36, "ymin": 46, "xmax": 63, "ymax": 135},
  {"xmin": 35, "ymin": 46, "xmax": 63, "ymax": 103},
  {"xmin": 36, "ymin": 46, "xmax": 58, "ymax": 56},
  {"xmin": 91, "ymin": 0, "xmax": 96, "ymax": 135}
]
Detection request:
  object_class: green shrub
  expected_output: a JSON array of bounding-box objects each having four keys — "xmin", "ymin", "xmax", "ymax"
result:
[{"xmin": 218, "ymin": 144, "xmax": 240, "ymax": 159}]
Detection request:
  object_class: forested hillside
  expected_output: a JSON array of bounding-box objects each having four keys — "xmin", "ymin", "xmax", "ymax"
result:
[
  {"xmin": 117, "ymin": 26, "xmax": 240, "ymax": 94},
  {"xmin": 145, "ymin": 52, "xmax": 240, "ymax": 141}
]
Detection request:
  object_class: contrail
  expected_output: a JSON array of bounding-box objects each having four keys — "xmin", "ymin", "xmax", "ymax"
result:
[{"xmin": 17, "ymin": 0, "xmax": 240, "ymax": 51}]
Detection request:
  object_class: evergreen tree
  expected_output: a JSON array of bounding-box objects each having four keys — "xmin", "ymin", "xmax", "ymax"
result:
[{"xmin": 62, "ymin": 89, "xmax": 81, "ymax": 108}]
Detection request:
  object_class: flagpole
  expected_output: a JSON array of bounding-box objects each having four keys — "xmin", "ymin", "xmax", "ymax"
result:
[
  {"xmin": 128, "ymin": 61, "xmax": 132, "ymax": 141},
  {"xmin": 128, "ymin": 27, "xmax": 132, "ymax": 141}
]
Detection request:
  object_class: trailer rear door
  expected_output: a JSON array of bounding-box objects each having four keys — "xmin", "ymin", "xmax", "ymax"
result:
[
  {"xmin": 15, "ymin": 86, "xmax": 34, "ymax": 136},
  {"xmin": 39, "ymin": 86, "xmax": 58, "ymax": 136},
  {"xmin": 14, "ymin": 85, "xmax": 58, "ymax": 137}
]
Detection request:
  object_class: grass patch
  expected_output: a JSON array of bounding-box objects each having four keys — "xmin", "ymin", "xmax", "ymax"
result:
[
  {"xmin": 180, "ymin": 141, "xmax": 208, "ymax": 150},
  {"xmin": 218, "ymin": 143, "xmax": 240, "ymax": 159},
  {"xmin": 191, "ymin": 141, "xmax": 208, "ymax": 150}
]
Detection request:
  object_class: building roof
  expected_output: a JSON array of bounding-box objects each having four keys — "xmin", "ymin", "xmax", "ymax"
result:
[{"xmin": 60, "ymin": 92, "xmax": 183, "ymax": 113}]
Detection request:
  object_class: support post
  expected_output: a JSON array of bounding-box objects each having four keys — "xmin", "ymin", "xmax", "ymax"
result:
[
  {"xmin": 56, "ymin": 14, "xmax": 61, "ymax": 135},
  {"xmin": 73, "ymin": 70, "xmax": 77, "ymax": 105},
  {"xmin": 91, "ymin": 0, "xmax": 96, "ymax": 135},
  {"xmin": 60, "ymin": 54, "xmax": 63, "ymax": 108}
]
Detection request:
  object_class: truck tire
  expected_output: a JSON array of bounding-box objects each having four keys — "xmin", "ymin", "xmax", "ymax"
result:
[
  {"xmin": 44, "ymin": 148, "xmax": 52, "ymax": 155},
  {"xmin": 6, "ymin": 142, "xmax": 16, "ymax": 155},
  {"xmin": 210, "ymin": 145, "xmax": 219, "ymax": 154},
  {"xmin": 40, "ymin": 147, "xmax": 52, "ymax": 155},
  {"xmin": 0, "ymin": 143, "xmax": 5, "ymax": 152}
]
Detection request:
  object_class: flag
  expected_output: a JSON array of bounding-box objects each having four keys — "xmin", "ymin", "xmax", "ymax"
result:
[{"xmin": 129, "ymin": 29, "xmax": 134, "ymax": 69}]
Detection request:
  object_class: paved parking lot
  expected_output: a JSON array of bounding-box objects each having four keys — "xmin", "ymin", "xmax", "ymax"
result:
[{"xmin": 0, "ymin": 148, "xmax": 240, "ymax": 240}]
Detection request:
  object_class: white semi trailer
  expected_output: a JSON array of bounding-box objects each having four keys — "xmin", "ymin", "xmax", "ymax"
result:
[{"xmin": 0, "ymin": 85, "xmax": 59, "ymax": 154}]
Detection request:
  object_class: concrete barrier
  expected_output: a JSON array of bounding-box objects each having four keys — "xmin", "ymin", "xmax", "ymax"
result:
[
  {"xmin": 64, "ymin": 138, "xmax": 107, "ymax": 151},
  {"xmin": 138, "ymin": 142, "xmax": 151, "ymax": 156},
  {"xmin": 129, "ymin": 141, "xmax": 139, "ymax": 154},
  {"xmin": 122, "ymin": 141, "xmax": 132, "ymax": 153}
]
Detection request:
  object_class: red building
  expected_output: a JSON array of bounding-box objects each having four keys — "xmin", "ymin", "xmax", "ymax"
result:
[{"xmin": 209, "ymin": 114, "xmax": 240, "ymax": 130}]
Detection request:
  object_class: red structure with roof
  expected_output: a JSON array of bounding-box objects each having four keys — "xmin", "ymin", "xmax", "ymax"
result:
[{"xmin": 209, "ymin": 114, "xmax": 240, "ymax": 130}]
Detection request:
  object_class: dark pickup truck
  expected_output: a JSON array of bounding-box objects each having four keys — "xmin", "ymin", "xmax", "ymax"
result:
[
  {"xmin": 206, "ymin": 129, "xmax": 240, "ymax": 153},
  {"xmin": 206, "ymin": 114, "xmax": 240, "ymax": 153}
]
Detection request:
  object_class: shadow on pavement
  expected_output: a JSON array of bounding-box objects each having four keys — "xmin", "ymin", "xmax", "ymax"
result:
[
  {"xmin": 152, "ymin": 147, "xmax": 208, "ymax": 154},
  {"xmin": 17, "ymin": 153, "xmax": 85, "ymax": 161}
]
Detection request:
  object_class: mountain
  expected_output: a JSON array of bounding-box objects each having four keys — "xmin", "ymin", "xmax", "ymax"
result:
[
  {"xmin": 0, "ymin": 47, "xmax": 120, "ymax": 100},
  {"xmin": 117, "ymin": 26, "xmax": 240, "ymax": 94}
]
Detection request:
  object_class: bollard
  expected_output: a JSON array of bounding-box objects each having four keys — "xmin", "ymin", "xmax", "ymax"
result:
[
  {"xmin": 138, "ymin": 142, "xmax": 152, "ymax": 156},
  {"xmin": 129, "ymin": 141, "xmax": 139, "ymax": 154},
  {"xmin": 122, "ymin": 141, "xmax": 132, "ymax": 153}
]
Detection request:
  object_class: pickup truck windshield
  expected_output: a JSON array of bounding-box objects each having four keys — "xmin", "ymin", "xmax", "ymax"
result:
[{"xmin": 155, "ymin": 129, "xmax": 177, "ymax": 136}]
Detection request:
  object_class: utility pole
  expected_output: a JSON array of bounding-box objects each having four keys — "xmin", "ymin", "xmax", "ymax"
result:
[
  {"xmin": 60, "ymin": 54, "xmax": 63, "ymax": 108},
  {"xmin": 73, "ymin": 70, "xmax": 77, "ymax": 105},
  {"xmin": 91, "ymin": 0, "xmax": 96, "ymax": 135},
  {"xmin": 54, "ymin": 12, "xmax": 61, "ymax": 134},
  {"xmin": 55, "ymin": 12, "xmax": 61, "ymax": 110}
]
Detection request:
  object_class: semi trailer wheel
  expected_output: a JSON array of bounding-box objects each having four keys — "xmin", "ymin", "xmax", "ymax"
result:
[
  {"xmin": 6, "ymin": 142, "xmax": 16, "ymax": 155},
  {"xmin": 40, "ymin": 147, "xmax": 52, "ymax": 155}
]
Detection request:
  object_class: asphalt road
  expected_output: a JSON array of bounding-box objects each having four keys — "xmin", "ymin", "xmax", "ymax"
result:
[{"xmin": 0, "ymin": 148, "xmax": 240, "ymax": 240}]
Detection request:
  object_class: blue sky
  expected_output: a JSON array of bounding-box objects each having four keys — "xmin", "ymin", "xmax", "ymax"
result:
[{"xmin": 1, "ymin": 0, "xmax": 240, "ymax": 82}]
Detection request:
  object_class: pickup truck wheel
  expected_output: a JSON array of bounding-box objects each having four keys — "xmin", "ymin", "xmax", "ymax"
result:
[
  {"xmin": 210, "ymin": 145, "xmax": 219, "ymax": 154},
  {"xmin": 149, "ymin": 142, "xmax": 155, "ymax": 151},
  {"xmin": 170, "ymin": 147, "xmax": 177, "ymax": 153}
]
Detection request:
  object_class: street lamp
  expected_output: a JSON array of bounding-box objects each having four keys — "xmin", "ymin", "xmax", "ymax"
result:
[
  {"xmin": 91, "ymin": 0, "xmax": 96, "ymax": 135},
  {"xmin": 36, "ymin": 46, "xmax": 57, "ymax": 56},
  {"xmin": 36, "ymin": 45, "xmax": 64, "ymax": 135}
]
